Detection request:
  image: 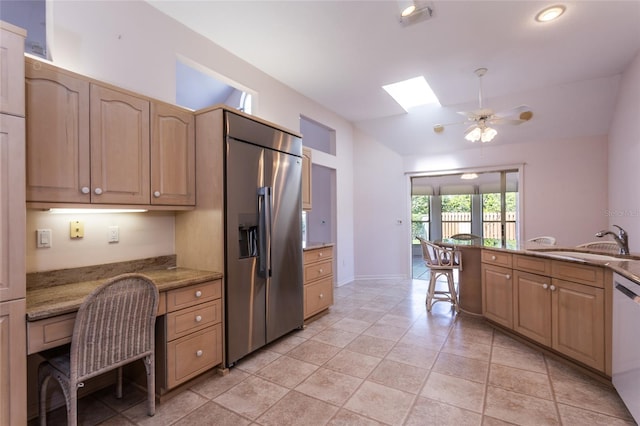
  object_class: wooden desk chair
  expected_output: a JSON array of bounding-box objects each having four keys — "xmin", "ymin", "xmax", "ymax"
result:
[
  {"xmin": 38, "ymin": 273, "xmax": 159, "ymax": 426},
  {"xmin": 527, "ymin": 236, "xmax": 557, "ymax": 245},
  {"xmin": 417, "ymin": 237, "xmax": 462, "ymax": 313},
  {"xmin": 576, "ymin": 241, "xmax": 619, "ymax": 253}
]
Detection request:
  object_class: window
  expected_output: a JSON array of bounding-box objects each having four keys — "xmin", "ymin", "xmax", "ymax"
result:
[
  {"xmin": 411, "ymin": 195, "xmax": 430, "ymax": 242},
  {"xmin": 441, "ymin": 194, "xmax": 471, "ymax": 238}
]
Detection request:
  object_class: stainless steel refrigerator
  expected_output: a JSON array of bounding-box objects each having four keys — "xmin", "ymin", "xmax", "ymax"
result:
[{"xmin": 223, "ymin": 111, "xmax": 303, "ymax": 367}]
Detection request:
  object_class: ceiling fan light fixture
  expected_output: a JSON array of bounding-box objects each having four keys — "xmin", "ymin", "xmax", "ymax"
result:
[
  {"xmin": 464, "ymin": 126, "xmax": 482, "ymax": 142},
  {"xmin": 398, "ymin": 0, "xmax": 416, "ymax": 17},
  {"xmin": 535, "ymin": 5, "xmax": 566, "ymax": 22},
  {"xmin": 481, "ymin": 126, "xmax": 497, "ymax": 143}
]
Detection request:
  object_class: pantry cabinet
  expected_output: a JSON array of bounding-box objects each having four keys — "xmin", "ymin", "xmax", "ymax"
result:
[{"xmin": 25, "ymin": 57, "xmax": 195, "ymax": 208}]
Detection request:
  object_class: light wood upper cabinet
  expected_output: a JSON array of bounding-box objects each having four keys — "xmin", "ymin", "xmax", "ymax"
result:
[
  {"xmin": 90, "ymin": 83, "xmax": 150, "ymax": 204},
  {"xmin": 25, "ymin": 57, "xmax": 196, "ymax": 208},
  {"xmin": 25, "ymin": 57, "xmax": 91, "ymax": 203},
  {"xmin": 0, "ymin": 21, "xmax": 26, "ymax": 116},
  {"xmin": 302, "ymin": 147, "xmax": 312, "ymax": 210},
  {"xmin": 151, "ymin": 102, "xmax": 195, "ymax": 206}
]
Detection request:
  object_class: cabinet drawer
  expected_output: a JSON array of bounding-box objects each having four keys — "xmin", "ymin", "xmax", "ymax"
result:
[
  {"xmin": 166, "ymin": 299, "xmax": 221, "ymax": 341},
  {"xmin": 551, "ymin": 261, "xmax": 604, "ymax": 288},
  {"xmin": 514, "ymin": 254, "xmax": 552, "ymax": 275},
  {"xmin": 166, "ymin": 324, "xmax": 222, "ymax": 389},
  {"xmin": 166, "ymin": 280, "xmax": 221, "ymax": 312},
  {"xmin": 304, "ymin": 277, "xmax": 333, "ymax": 318},
  {"xmin": 304, "ymin": 246, "xmax": 333, "ymax": 264},
  {"xmin": 27, "ymin": 312, "xmax": 76, "ymax": 354},
  {"xmin": 304, "ymin": 259, "xmax": 333, "ymax": 283},
  {"xmin": 482, "ymin": 250, "xmax": 513, "ymax": 268}
]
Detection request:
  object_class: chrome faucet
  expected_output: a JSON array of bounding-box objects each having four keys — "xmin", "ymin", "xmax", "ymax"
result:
[{"xmin": 595, "ymin": 224, "xmax": 630, "ymax": 255}]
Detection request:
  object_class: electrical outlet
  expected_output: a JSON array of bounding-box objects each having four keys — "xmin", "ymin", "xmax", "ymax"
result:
[{"xmin": 108, "ymin": 226, "xmax": 119, "ymax": 243}]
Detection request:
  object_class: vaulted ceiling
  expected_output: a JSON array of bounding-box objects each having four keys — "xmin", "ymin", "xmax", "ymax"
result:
[{"xmin": 147, "ymin": 1, "xmax": 640, "ymax": 155}]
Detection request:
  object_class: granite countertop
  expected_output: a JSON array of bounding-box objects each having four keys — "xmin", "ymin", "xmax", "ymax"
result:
[
  {"xmin": 26, "ymin": 257, "xmax": 223, "ymax": 321},
  {"xmin": 303, "ymin": 241, "xmax": 334, "ymax": 251},
  {"xmin": 438, "ymin": 238, "xmax": 640, "ymax": 285}
]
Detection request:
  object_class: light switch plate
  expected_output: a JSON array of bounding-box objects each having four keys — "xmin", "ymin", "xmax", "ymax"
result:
[
  {"xmin": 36, "ymin": 229, "xmax": 52, "ymax": 248},
  {"xmin": 108, "ymin": 226, "xmax": 119, "ymax": 243}
]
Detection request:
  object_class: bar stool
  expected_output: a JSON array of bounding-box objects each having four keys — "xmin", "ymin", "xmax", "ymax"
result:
[{"xmin": 417, "ymin": 237, "xmax": 462, "ymax": 313}]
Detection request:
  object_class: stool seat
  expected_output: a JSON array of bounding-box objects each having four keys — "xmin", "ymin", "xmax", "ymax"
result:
[{"xmin": 417, "ymin": 237, "xmax": 461, "ymax": 313}]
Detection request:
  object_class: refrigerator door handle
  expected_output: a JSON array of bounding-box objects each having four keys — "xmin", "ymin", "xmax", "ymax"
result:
[{"xmin": 258, "ymin": 186, "xmax": 272, "ymax": 277}]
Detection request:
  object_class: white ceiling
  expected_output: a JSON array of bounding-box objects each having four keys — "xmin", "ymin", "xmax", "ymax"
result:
[{"xmin": 147, "ymin": 0, "xmax": 640, "ymax": 155}]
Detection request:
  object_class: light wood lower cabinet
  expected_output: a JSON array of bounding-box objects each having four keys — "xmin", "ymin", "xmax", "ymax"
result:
[
  {"xmin": 0, "ymin": 299, "xmax": 27, "ymax": 426},
  {"xmin": 483, "ymin": 250, "xmax": 608, "ymax": 373},
  {"xmin": 303, "ymin": 246, "xmax": 333, "ymax": 319},
  {"xmin": 157, "ymin": 280, "xmax": 223, "ymax": 393}
]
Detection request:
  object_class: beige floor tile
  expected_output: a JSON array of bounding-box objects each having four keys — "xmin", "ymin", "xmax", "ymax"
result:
[
  {"xmin": 256, "ymin": 355, "xmax": 318, "ymax": 388},
  {"xmin": 400, "ymin": 328, "xmax": 447, "ymax": 351},
  {"xmin": 324, "ymin": 349, "xmax": 381, "ymax": 378},
  {"xmin": 368, "ymin": 359, "xmax": 429, "ymax": 394},
  {"xmin": 557, "ymin": 403, "xmax": 637, "ymax": 425},
  {"xmin": 256, "ymin": 390, "xmax": 339, "ymax": 426},
  {"xmin": 234, "ymin": 349, "xmax": 281, "ymax": 373},
  {"xmin": 311, "ymin": 328, "xmax": 359, "ymax": 348},
  {"xmin": 385, "ymin": 341, "xmax": 438, "ymax": 369},
  {"xmin": 94, "ymin": 382, "xmax": 147, "ymax": 413},
  {"xmin": 39, "ymin": 396, "xmax": 118, "ymax": 426},
  {"xmin": 345, "ymin": 307, "xmax": 386, "ymax": 323},
  {"xmin": 492, "ymin": 329, "xmax": 536, "ymax": 351},
  {"xmin": 295, "ymin": 367, "xmax": 363, "ymax": 406},
  {"xmin": 330, "ymin": 317, "xmax": 373, "ymax": 334},
  {"xmin": 404, "ymin": 396, "xmax": 482, "ymax": 426},
  {"xmin": 212, "ymin": 376, "xmax": 289, "ymax": 420},
  {"xmin": 375, "ymin": 313, "xmax": 415, "ymax": 329},
  {"xmin": 265, "ymin": 334, "xmax": 307, "ymax": 354},
  {"xmin": 551, "ymin": 375, "xmax": 634, "ymax": 420},
  {"xmin": 343, "ymin": 381, "xmax": 415, "ymax": 425},
  {"xmin": 287, "ymin": 339, "xmax": 342, "ymax": 366},
  {"xmin": 432, "ymin": 352, "xmax": 489, "ymax": 383},
  {"xmin": 489, "ymin": 363, "xmax": 553, "ymax": 400},
  {"xmin": 189, "ymin": 369, "xmax": 250, "ymax": 399},
  {"xmin": 345, "ymin": 334, "xmax": 396, "ymax": 358},
  {"xmin": 361, "ymin": 323, "xmax": 407, "ymax": 341},
  {"xmin": 481, "ymin": 415, "xmax": 519, "ymax": 425},
  {"xmin": 123, "ymin": 390, "xmax": 208, "ymax": 426},
  {"xmin": 447, "ymin": 323, "xmax": 494, "ymax": 346},
  {"xmin": 420, "ymin": 371, "xmax": 485, "ymax": 413},
  {"xmin": 490, "ymin": 344, "xmax": 547, "ymax": 374},
  {"xmin": 171, "ymin": 401, "xmax": 251, "ymax": 425},
  {"xmin": 545, "ymin": 356, "xmax": 611, "ymax": 387},
  {"xmin": 484, "ymin": 385, "xmax": 560, "ymax": 426},
  {"xmin": 326, "ymin": 409, "xmax": 387, "ymax": 425},
  {"xmin": 441, "ymin": 336, "xmax": 492, "ymax": 361},
  {"xmin": 96, "ymin": 415, "xmax": 137, "ymax": 425}
]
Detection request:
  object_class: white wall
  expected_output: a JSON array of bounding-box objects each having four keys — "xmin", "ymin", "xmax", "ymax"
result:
[
  {"xmin": 35, "ymin": 0, "xmax": 356, "ymax": 284},
  {"xmin": 608, "ymin": 50, "xmax": 640, "ymax": 252},
  {"xmin": 354, "ymin": 131, "xmax": 609, "ymax": 279}
]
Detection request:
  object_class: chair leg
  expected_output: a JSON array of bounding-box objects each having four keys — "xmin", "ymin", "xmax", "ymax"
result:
[
  {"xmin": 68, "ymin": 390, "xmax": 77, "ymax": 426},
  {"xmin": 116, "ymin": 366, "xmax": 123, "ymax": 399},
  {"xmin": 38, "ymin": 372, "xmax": 50, "ymax": 426},
  {"xmin": 447, "ymin": 272, "xmax": 459, "ymax": 313},
  {"xmin": 426, "ymin": 272, "xmax": 436, "ymax": 311},
  {"xmin": 145, "ymin": 355, "xmax": 156, "ymax": 416}
]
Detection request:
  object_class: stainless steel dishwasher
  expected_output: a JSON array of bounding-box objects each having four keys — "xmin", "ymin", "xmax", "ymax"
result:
[{"xmin": 612, "ymin": 272, "xmax": 640, "ymax": 422}]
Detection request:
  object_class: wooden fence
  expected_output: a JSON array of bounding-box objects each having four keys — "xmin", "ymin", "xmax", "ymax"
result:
[{"xmin": 441, "ymin": 212, "xmax": 516, "ymax": 240}]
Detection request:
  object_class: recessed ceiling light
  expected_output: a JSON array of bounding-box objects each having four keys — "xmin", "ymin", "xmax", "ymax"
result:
[
  {"xmin": 382, "ymin": 76, "xmax": 440, "ymax": 111},
  {"xmin": 535, "ymin": 5, "xmax": 566, "ymax": 22},
  {"xmin": 460, "ymin": 173, "xmax": 479, "ymax": 180}
]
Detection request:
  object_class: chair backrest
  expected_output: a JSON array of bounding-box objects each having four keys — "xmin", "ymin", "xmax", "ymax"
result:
[
  {"xmin": 450, "ymin": 233, "xmax": 481, "ymax": 240},
  {"xmin": 527, "ymin": 236, "xmax": 557, "ymax": 245},
  {"xmin": 70, "ymin": 273, "xmax": 159, "ymax": 383},
  {"xmin": 417, "ymin": 237, "xmax": 461, "ymax": 270},
  {"xmin": 576, "ymin": 241, "xmax": 619, "ymax": 252}
]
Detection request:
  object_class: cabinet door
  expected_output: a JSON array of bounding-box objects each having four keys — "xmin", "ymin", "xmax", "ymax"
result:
[
  {"xmin": 513, "ymin": 270, "xmax": 552, "ymax": 346},
  {"xmin": 0, "ymin": 114, "xmax": 25, "ymax": 302},
  {"xmin": 552, "ymin": 279, "xmax": 605, "ymax": 371},
  {"xmin": 482, "ymin": 264, "xmax": 513, "ymax": 328},
  {"xmin": 25, "ymin": 59, "xmax": 91, "ymax": 203},
  {"xmin": 0, "ymin": 299, "xmax": 27, "ymax": 426},
  {"xmin": 151, "ymin": 102, "xmax": 195, "ymax": 206},
  {"xmin": 302, "ymin": 147, "xmax": 312, "ymax": 210},
  {"xmin": 0, "ymin": 22, "xmax": 26, "ymax": 116},
  {"xmin": 90, "ymin": 84, "xmax": 150, "ymax": 204}
]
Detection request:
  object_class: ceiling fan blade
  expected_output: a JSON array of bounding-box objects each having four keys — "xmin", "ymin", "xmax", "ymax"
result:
[
  {"xmin": 433, "ymin": 120, "xmax": 467, "ymax": 133},
  {"xmin": 495, "ymin": 105, "xmax": 533, "ymax": 121},
  {"xmin": 489, "ymin": 117, "xmax": 529, "ymax": 126}
]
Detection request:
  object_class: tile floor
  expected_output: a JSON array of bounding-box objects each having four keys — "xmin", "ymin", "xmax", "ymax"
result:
[{"xmin": 36, "ymin": 277, "xmax": 636, "ymax": 426}]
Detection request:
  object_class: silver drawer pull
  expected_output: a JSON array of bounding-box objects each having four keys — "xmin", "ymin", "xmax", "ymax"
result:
[
  {"xmin": 505, "ymin": 274, "xmax": 511, "ymax": 280},
  {"xmin": 491, "ymin": 255, "xmax": 497, "ymax": 260},
  {"xmin": 81, "ymin": 186, "xmax": 90, "ymax": 194},
  {"xmin": 319, "ymin": 252, "xmax": 323, "ymax": 257},
  {"xmin": 195, "ymin": 315, "xmax": 202, "ymax": 322},
  {"xmin": 319, "ymin": 268, "xmax": 323, "ymax": 274},
  {"xmin": 319, "ymin": 293, "xmax": 324, "ymax": 299},
  {"xmin": 94, "ymin": 187, "xmax": 103, "ymax": 195},
  {"xmin": 195, "ymin": 290, "xmax": 202, "ymax": 298},
  {"xmin": 196, "ymin": 350, "xmax": 203, "ymax": 357},
  {"xmin": 543, "ymin": 283, "xmax": 549, "ymax": 289},
  {"xmin": 153, "ymin": 191, "xmax": 161, "ymax": 198}
]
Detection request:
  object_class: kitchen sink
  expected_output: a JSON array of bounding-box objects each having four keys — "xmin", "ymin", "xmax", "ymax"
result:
[{"xmin": 541, "ymin": 251, "xmax": 634, "ymax": 262}]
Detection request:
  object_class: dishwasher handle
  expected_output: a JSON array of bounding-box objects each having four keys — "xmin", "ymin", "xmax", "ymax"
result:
[{"xmin": 615, "ymin": 282, "xmax": 640, "ymax": 304}]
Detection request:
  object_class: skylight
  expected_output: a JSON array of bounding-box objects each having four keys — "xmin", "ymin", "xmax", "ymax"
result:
[{"xmin": 382, "ymin": 76, "xmax": 440, "ymax": 111}]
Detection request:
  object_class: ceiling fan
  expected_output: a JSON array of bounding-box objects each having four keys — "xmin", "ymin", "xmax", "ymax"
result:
[{"xmin": 433, "ymin": 68, "xmax": 533, "ymax": 143}]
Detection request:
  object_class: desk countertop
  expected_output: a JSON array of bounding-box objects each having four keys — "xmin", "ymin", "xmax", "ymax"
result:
[{"xmin": 27, "ymin": 267, "xmax": 223, "ymax": 321}]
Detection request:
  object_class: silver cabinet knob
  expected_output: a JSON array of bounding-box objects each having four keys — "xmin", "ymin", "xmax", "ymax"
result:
[
  {"xmin": 319, "ymin": 268, "xmax": 323, "ymax": 274},
  {"xmin": 543, "ymin": 283, "xmax": 549, "ymax": 289},
  {"xmin": 195, "ymin": 315, "xmax": 202, "ymax": 323},
  {"xmin": 81, "ymin": 186, "xmax": 90, "ymax": 194},
  {"xmin": 94, "ymin": 188, "xmax": 103, "ymax": 195},
  {"xmin": 505, "ymin": 274, "xmax": 511, "ymax": 280},
  {"xmin": 550, "ymin": 285, "xmax": 557, "ymax": 291},
  {"xmin": 491, "ymin": 255, "xmax": 497, "ymax": 260},
  {"xmin": 196, "ymin": 350, "xmax": 203, "ymax": 357},
  {"xmin": 319, "ymin": 293, "xmax": 324, "ymax": 299},
  {"xmin": 195, "ymin": 290, "xmax": 202, "ymax": 298},
  {"xmin": 319, "ymin": 252, "xmax": 323, "ymax": 257},
  {"xmin": 153, "ymin": 191, "xmax": 161, "ymax": 198}
]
